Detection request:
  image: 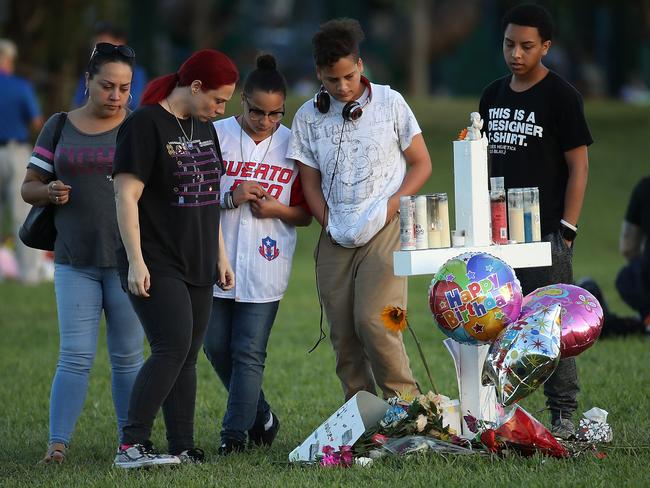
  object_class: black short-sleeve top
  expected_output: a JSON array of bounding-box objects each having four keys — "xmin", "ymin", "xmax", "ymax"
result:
[{"xmin": 113, "ymin": 104, "xmax": 224, "ymax": 286}]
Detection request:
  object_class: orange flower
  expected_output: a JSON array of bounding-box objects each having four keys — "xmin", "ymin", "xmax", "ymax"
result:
[
  {"xmin": 457, "ymin": 128, "xmax": 468, "ymax": 140},
  {"xmin": 381, "ymin": 306, "xmax": 407, "ymax": 334}
]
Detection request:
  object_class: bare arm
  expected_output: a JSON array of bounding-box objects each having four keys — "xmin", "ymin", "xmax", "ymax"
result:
[
  {"xmin": 562, "ymin": 145, "xmax": 589, "ymax": 244},
  {"xmin": 297, "ymin": 162, "xmax": 328, "ymax": 228},
  {"xmin": 620, "ymin": 220, "xmax": 644, "ymax": 260},
  {"xmin": 386, "ymin": 133, "xmax": 432, "ymax": 223},
  {"xmin": 21, "ymin": 168, "xmax": 71, "ymax": 207},
  {"xmin": 114, "ymin": 173, "xmax": 149, "ymax": 297},
  {"xmin": 217, "ymin": 222, "xmax": 235, "ymax": 290}
]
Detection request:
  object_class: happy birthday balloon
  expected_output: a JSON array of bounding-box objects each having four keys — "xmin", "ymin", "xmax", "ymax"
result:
[
  {"xmin": 520, "ymin": 284, "xmax": 604, "ymax": 358},
  {"xmin": 429, "ymin": 252, "xmax": 522, "ymax": 345},
  {"xmin": 482, "ymin": 304, "xmax": 562, "ymax": 406}
]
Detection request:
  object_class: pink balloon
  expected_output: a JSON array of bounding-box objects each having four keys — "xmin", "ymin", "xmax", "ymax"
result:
[{"xmin": 520, "ymin": 284, "xmax": 603, "ymax": 358}]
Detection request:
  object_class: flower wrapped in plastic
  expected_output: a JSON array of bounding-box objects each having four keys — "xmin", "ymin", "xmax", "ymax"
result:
[
  {"xmin": 576, "ymin": 407, "xmax": 613, "ymax": 443},
  {"xmin": 354, "ymin": 391, "xmax": 459, "ymax": 458}
]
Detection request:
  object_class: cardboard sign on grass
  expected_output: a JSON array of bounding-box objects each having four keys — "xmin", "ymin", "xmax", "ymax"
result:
[{"xmin": 289, "ymin": 391, "xmax": 390, "ymax": 462}]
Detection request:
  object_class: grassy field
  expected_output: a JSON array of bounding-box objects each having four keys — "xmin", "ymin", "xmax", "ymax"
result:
[{"xmin": 1, "ymin": 99, "xmax": 649, "ymax": 487}]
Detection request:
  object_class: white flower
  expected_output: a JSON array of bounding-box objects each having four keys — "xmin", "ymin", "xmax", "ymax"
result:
[{"xmin": 416, "ymin": 414, "xmax": 428, "ymax": 432}]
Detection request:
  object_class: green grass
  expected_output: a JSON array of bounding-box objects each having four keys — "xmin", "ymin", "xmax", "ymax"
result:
[{"xmin": 1, "ymin": 99, "xmax": 650, "ymax": 487}]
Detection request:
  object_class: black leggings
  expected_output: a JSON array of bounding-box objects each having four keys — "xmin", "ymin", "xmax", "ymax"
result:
[{"xmin": 121, "ymin": 274, "xmax": 213, "ymax": 453}]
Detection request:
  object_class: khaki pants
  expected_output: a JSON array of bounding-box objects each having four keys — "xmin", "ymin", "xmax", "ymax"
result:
[
  {"xmin": 316, "ymin": 215, "xmax": 418, "ymax": 400},
  {"xmin": 0, "ymin": 142, "xmax": 45, "ymax": 283}
]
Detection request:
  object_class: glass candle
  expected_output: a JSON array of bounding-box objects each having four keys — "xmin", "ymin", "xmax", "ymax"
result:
[
  {"xmin": 414, "ymin": 195, "xmax": 429, "ymax": 249},
  {"xmin": 524, "ymin": 187, "xmax": 541, "ymax": 242},
  {"xmin": 507, "ymin": 188, "xmax": 525, "ymax": 243},
  {"xmin": 490, "ymin": 177, "xmax": 508, "ymax": 244},
  {"xmin": 436, "ymin": 193, "xmax": 451, "ymax": 248},
  {"xmin": 399, "ymin": 195, "xmax": 416, "ymax": 250},
  {"xmin": 426, "ymin": 195, "xmax": 442, "ymax": 249}
]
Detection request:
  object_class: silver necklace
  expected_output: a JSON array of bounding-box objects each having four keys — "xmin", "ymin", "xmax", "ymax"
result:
[
  {"xmin": 239, "ymin": 116, "xmax": 275, "ymax": 168},
  {"xmin": 167, "ymin": 98, "xmax": 194, "ymax": 150}
]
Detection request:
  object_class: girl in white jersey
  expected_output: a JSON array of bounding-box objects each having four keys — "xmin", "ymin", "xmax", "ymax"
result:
[{"xmin": 203, "ymin": 54, "xmax": 311, "ymax": 454}]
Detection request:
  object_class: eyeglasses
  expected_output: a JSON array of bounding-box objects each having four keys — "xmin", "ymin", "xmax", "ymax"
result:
[
  {"xmin": 89, "ymin": 42, "xmax": 136, "ymax": 62},
  {"xmin": 244, "ymin": 97, "xmax": 284, "ymax": 123}
]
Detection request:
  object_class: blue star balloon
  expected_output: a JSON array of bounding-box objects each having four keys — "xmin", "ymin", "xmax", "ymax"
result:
[{"xmin": 482, "ymin": 304, "xmax": 562, "ymax": 406}]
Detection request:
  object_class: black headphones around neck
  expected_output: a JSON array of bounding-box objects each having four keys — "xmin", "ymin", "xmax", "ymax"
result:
[{"xmin": 313, "ymin": 76, "xmax": 372, "ymax": 121}]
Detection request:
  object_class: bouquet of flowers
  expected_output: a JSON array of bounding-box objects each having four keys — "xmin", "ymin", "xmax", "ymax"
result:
[{"xmin": 353, "ymin": 392, "xmax": 463, "ymax": 457}]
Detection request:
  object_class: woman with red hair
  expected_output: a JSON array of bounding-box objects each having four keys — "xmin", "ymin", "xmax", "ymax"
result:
[{"xmin": 112, "ymin": 49, "xmax": 238, "ymax": 468}]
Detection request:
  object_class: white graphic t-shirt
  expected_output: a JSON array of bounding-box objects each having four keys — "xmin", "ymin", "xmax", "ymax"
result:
[
  {"xmin": 214, "ymin": 117, "xmax": 301, "ymax": 302},
  {"xmin": 287, "ymin": 83, "xmax": 421, "ymax": 248}
]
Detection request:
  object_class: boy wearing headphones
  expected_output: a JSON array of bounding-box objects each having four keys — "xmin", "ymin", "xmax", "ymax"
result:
[{"xmin": 287, "ymin": 18, "xmax": 432, "ymax": 400}]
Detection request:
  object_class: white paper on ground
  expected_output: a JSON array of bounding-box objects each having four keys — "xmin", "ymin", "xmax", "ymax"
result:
[
  {"xmin": 583, "ymin": 407, "xmax": 609, "ymax": 423},
  {"xmin": 288, "ymin": 391, "xmax": 390, "ymax": 462}
]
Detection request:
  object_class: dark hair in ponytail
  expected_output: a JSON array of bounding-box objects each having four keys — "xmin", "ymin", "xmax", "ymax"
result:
[{"xmin": 242, "ymin": 54, "xmax": 287, "ymax": 97}]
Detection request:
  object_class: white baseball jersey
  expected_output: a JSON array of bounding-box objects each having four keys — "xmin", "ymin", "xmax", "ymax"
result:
[
  {"xmin": 214, "ymin": 116, "xmax": 302, "ymax": 302},
  {"xmin": 287, "ymin": 83, "xmax": 421, "ymax": 248}
]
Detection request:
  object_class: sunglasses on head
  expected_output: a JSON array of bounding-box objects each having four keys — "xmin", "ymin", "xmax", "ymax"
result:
[{"xmin": 89, "ymin": 42, "xmax": 135, "ymax": 61}]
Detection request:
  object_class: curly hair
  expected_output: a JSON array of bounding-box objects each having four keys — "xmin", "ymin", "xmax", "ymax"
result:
[
  {"xmin": 502, "ymin": 4, "xmax": 554, "ymax": 42},
  {"xmin": 312, "ymin": 18, "xmax": 365, "ymax": 67}
]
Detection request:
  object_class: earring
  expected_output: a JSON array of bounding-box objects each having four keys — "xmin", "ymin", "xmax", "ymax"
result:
[
  {"xmin": 128, "ymin": 93, "xmax": 133, "ymax": 102},
  {"xmin": 84, "ymin": 86, "xmax": 88, "ymax": 97}
]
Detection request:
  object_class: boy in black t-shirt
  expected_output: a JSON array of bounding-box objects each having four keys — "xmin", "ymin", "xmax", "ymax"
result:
[{"xmin": 479, "ymin": 4, "xmax": 592, "ymax": 439}]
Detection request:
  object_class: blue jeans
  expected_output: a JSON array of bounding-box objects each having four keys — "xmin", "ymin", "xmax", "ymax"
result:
[
  {"xmin": 203, "ymin": 298, "xmax": 279, "ymax": 443},
  {"xmin": 50, "ymin": 264, "xmax": 144, "ymax": 445}
]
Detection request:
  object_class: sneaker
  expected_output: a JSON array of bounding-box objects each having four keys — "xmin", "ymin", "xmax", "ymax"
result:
[
  {"xmin": 218, "ymin": 438, "xmax": 245, "ymax": 456},
  {"xmin": 175, "ymin": 448, "xmax": 205, "ymax": 464},
  {"xmin": 550, "ymin": 418, "xmax": 576, "ymax": 440},
  {"xmin": 113, "ymin": 443, "xmax": 180, "ymax": 469},
  {"xmin": 248, "ymin": 412, "xmax": 280, "ymax": 447}
]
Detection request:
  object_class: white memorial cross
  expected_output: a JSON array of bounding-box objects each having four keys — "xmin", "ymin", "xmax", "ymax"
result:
[{"xmin": 393, "ymin": 132, "xmax": 551, "ymax": 436}]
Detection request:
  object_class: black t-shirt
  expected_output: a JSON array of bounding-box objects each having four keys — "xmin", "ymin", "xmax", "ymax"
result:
[
  {"xmin": 479, "ymin": 71, "xmax": 593, "ymax": 235},
  {"xmin": 113, "ymin": 104, "xmax": 223, "ymax": 286},
  {"xmin": 625, "ymin": 177, "xmax": 650, "ymax": 283}
]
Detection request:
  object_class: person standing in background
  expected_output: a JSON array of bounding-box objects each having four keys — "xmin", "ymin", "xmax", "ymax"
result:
[
  {"xmin": 479, "ymin": 4, "xmax": 592, "ymax": 439},
  {"xmin": 0, "ymin": 39, "xmax": 44, "ymax": 284},
  {"xmin": 72, "ymin": 21, "xmax": 148, "ymax": 110}
]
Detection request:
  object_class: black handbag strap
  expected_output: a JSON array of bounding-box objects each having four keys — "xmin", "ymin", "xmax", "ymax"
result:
[{"xmin": 50, "ymin": 112, "xmax": 67, "ymax": 177}]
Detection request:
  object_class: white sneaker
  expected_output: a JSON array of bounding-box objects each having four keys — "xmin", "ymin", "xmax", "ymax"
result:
[
  {"xmin": 113, "ymin": 444, "xmax": 180, "ymax": 469},
  {"xmin": 176, "ymin": 448, "xmax": 205, "ymax": 464}
]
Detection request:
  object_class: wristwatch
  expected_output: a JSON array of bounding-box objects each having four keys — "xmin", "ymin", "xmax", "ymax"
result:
[{"xmin": 559, "ymin": 219, "xmax": 577, "ymax": 242}]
